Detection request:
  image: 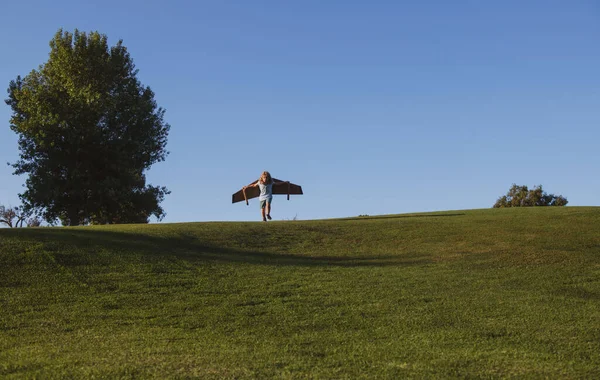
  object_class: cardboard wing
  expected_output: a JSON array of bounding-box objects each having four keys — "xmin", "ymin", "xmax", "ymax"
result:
[{"xmin": 232, "ymin": 178, "xmax": 303, "ymax": 204}]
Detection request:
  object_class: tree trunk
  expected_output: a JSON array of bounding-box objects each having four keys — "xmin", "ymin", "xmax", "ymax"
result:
[{"xmin": 68, "ymin": 209, "xmax": 81, "ymax": 226}]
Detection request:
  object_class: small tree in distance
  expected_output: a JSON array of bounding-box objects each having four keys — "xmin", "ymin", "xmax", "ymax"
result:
[
  {"xmin": 0, "ymin": 204, "xmax": 40, "ymax": 227},
  {"xmin": 0, "ymin": 205, "xmax": 21, "ymax": 228},
  {"xmin": 493, "ymin": 184, "xmax": 568, "ymax": 208}
]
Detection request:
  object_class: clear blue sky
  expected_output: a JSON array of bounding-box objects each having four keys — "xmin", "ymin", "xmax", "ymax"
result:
[{"xmin": 1, "ymin": 1, "xmax": 599, "ymax": 223}]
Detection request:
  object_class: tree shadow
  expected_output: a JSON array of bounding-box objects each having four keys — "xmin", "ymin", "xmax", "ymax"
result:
[{"xmin": 1, "ymin": 227, "xmax": 431, "ymax": 268}]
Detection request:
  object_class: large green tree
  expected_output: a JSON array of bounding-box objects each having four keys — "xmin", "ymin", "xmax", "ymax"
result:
[
  {"xmin": 493, "ymin": 184, "xmax": 568, "ymax": 208},
  {"xmin": 6, "ymin": 29, "xmax": 170, "ymax": 226}
]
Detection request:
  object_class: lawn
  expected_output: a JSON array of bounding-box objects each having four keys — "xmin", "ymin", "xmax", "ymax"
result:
[{"xmin": 1, "ymin": 207, "xmax": 599, "ymax": 378}]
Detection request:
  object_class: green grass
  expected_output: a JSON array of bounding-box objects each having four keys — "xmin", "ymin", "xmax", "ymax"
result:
[{"xmin": 1, "ymin": 207, "xmax": 599, "ymax": 378}]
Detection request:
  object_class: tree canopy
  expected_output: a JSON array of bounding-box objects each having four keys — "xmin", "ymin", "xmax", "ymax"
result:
[
  {"xmin": 493, "ymin": 184, "xmax": 568, "ymax": 208},
  {"xmin": 6, "ymin": 29, "xmax": 170, "ymax": 226}
]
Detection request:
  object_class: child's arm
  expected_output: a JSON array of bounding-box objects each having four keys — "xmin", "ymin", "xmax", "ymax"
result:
[{"xmin": 244, "ymin": 180, "xmax": 259, "ymax": 189}]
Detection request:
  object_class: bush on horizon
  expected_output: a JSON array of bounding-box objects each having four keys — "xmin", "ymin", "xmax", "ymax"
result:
[{"xmin": 493, "ymin": 184, "xmax": 568, "ymax": 208}]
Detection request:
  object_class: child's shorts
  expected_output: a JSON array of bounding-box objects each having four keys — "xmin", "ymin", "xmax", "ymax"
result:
[{"xmin": 260, "ymin": 197, "xmax": 273, "ymax": 209}]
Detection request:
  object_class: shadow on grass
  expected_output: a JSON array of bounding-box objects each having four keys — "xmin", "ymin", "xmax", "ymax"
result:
[{"xmin": 0, "ymin": 227, "xmax": 430, "ymax": 268}]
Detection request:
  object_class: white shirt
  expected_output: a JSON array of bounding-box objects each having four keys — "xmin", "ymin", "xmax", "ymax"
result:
[{"xmin": 257, "ymin": 181, "xmax": 273, "ymax": 200}]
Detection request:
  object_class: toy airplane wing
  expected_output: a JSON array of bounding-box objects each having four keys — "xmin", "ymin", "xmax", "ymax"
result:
[{"xmin": 232, "ymin": 178, "xmax": 303, "ymax": 205}]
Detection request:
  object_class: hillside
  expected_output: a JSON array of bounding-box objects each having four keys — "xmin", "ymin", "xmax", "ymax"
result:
[{"xmin": 1, "ymin": 207, "xmax": 599, "ymax": 378}]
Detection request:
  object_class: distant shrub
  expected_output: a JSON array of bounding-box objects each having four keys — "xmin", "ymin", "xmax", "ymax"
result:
[
  {"xmin": 27, "ymin": 216, "xmax": 42, "ymax": 227},
  {"xmin": 493, "ymin": 184, "xmax": 568, "ymax": 208}
]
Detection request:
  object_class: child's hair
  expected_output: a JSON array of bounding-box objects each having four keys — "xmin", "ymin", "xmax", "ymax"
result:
[{"xmin": 260, "ymin": 171, "xmax": 273, "ymax": 184}]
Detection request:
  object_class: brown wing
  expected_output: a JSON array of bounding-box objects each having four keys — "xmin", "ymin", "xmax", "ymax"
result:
[
  {"xmin": 272, "ymin": 180, "xmax": 303, "ymax": 196},
  {"xmin": 232, "ymin": 180, "xmax": 260, "ymax": 204},
  {"xmin": 232, "ymin": 178, "xmax": 303, "ymax": 204}
]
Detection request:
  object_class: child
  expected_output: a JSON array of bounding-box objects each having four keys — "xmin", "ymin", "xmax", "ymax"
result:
[{"xmin": 244, "ymin": 171, "xmax": 287, "ymax": 221}]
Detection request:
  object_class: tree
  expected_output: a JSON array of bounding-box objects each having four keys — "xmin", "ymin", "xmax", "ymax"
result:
[
  {"xmin": 493, "ymin": 184, "xmax": 568, "ymax": 208},
  {"xmin": 0, "ymin": 205, "xmax": 36, "ymax": 228},
  {"xmin": 0, "ymin": 205, "xmax": 21, "ymax": 228},
  {"xmin": 6, "ymin": 29, "xmax": 170, "ymax": 226}
]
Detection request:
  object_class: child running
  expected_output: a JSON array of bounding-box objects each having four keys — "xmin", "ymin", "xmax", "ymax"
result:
[{"xmin": 244, "ymin": 171, "xmax": 287, "ymax": 221}]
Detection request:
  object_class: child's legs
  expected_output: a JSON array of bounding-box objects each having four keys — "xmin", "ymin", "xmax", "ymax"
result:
[
  {"xmin": 260, "ymin": 199, "xmax": 267, "ymax": 219},
  {"xmin": 266, "ymin": 197, "xmax": 273, "ymax": 216}
]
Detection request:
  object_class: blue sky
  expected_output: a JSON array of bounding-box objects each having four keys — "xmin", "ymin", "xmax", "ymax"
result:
[{"xmin": 1, "ymin": 1, "xmax": 599, "ymax": 223}]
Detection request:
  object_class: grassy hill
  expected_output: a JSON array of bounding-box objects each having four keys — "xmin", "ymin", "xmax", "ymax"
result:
[{"xmin": 1, "ymin": 207, "xmax": 599, "ymax": 378}]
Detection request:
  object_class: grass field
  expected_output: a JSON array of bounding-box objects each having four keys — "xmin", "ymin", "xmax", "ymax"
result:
[{"xmin": 1, "ymin": 207, "xmax": 599, "ymax": 378}]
